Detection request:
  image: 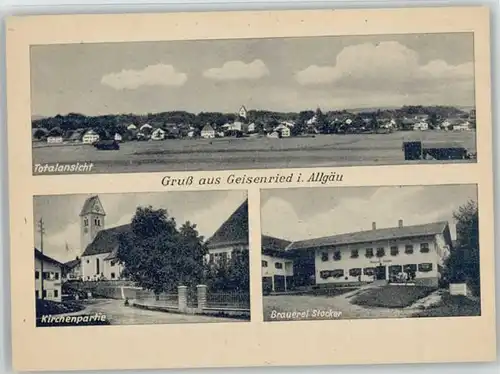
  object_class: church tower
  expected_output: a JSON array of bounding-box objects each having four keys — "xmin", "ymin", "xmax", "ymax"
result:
[{"xmin": 80, "ymin": 195, "xmax": 106, "ymax": 255}]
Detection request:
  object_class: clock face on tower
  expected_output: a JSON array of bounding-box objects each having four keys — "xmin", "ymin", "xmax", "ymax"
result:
[{"xmin": 95, "ymin": 205, "xmax": 100, "ymax": 213}]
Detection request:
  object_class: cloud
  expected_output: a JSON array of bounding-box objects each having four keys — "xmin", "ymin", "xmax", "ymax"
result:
[
  {"xmin": 295, "ymin": 41, "xmax": 474, "ymax": 87},
  {"xmin": 101, "ymin": 64, "xmax": 187, "ymax": 90},
  {"xmin": 261, "ymin": 186, "xmax": 476, "ymax": 242},
  {"xmin": 203, "ymin": 59, "xmax": 269, "ymax": 81}
]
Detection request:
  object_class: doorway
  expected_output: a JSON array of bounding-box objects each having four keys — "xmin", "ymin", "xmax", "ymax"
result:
[{"xmin": 375, "ymin": 265, "xmax": 386, "ymax": 280}]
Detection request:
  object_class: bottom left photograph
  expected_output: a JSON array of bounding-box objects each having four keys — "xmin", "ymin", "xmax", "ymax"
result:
[{"xmin": 33, "ymin": 189, "xmax": 251, "ymax": 327}]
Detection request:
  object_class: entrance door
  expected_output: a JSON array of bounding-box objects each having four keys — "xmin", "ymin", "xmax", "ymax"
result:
[{"xmin": 375, "ymin": 265, "xmax": 386, "ymax": 280}]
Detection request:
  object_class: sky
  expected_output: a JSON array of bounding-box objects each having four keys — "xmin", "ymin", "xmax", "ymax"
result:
[
  {"xmin": 30, "ymin": 33, "xmax": 475, "ymax": 117},
  {"xmin": 261, "ymin": 184, "xmax": 478, "ymax": 242},
  {"xmin": 33, "ymin": 190, "xmax": 247, "ymax": 263}
]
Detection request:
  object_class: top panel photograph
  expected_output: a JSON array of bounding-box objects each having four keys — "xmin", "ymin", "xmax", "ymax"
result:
[{"xmin": 31, "ymin": 33, "xmax": 477, "ymax": 175}]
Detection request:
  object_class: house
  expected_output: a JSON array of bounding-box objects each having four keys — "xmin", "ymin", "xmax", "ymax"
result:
[
  {"xmin": 114, "ymin": 133, "xmax": 123, "ymax": 142},
  {"xmin": 63, "ymin": 257, "xmax": 82, "ymax": 281},
  {"xmin": 267, "ymin": 131, "xmax": 280, "ymax": 139},
  {"xmin": 274, "ymin": 124, "xmax": 290, "ymax": 137},
  {"xmin": 35, "ymin": 249, "xmax": 63, "ymax": 302},
  {"xmin": 201, "ymin": 124, "xmax": 215, "ymax": 139},
  {"xmin": 82, "ymin": 130, "xmax": 100, "ymax": 144},
  {"xmin": 247, "ymin": 123, "xmax": 256, "ymax": 133},
  {"xmin": 151, "ymin": 128, "xmax": 166, "ymax": 140},
  {"xmin": 47, "ymin": 136, "xmax": 63, "ymax": 144},
  {"xmin": 453, "ymin": 121, "xmax": 471, "ymax": 131},
  {"xmin": 79, "ymin": 195, "xmax": 124, "ymax": 281},
  {"xmin": 139, "ymin": 123, "xmax": 152, "ymax": 132},
  {"xmin": 238, "ymin": 105, "xmax": 248, "ymax": 119},
  {"xmin": 127, "ymin": 124, "xmax": 137, "ymax": 131},
  {"xmin": 68, "ymin": 130, "xmax": 84, "ymax": 143},
  {"xmin": 286, "ymin": 220, "xmax": 453, "ymax": 288},
  {"xmin": 413, "ymin": 122, "xmax": 428, "ymax": 131},
  {"xmin": 205, "ymin": 199, "xmax": 249, "ymax": 265},
  {"xmin": 261, "ymin": 235, "xmax": 294, "ymax": 292}
]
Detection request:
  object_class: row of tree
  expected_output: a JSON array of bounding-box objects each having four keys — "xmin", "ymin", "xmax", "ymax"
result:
[
  {"xmin": 33, "ymin": 105, "xmax": 471, "ymax": 134},
  {"xmin": 116, "ymin": 206, "xmax": 249, "ymax": 295}
]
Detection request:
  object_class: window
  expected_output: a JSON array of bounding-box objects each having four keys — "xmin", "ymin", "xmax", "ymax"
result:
[
  {"xmin": 390, "ymin": 246, "xmax": 399, "ymax": 256},
  {"xmin": 320, "ymin": 270, "xmax": 332, "ymax": 279},
  {"xmin": 35, "ymin": 271, "xmax": 40, "ymax": 279},
  {"xmin": 350, "ymin": 249, "xmax": 359, "ymax": 258},
  {"xmin": 321, "ymin": 252, "xmax": 329, "ymax": 262},
  {"xmin": 262, "ymin": 260, "xmax": 268, "ymax": 268},
  {"xmin": 420, "ymin": 243, "xmax": 430, "ymax": 253},
  {"xmin": 376, "ymin": 247, "xmax": 385, "ymax": 258},
  {"xmin": 349, "ymin": 268, "xmax": 362, "ymax": 277},
  {"xmin": 404, "ymin": 264, "xmax": 417, "ymax": 273},
  {"xmin": 275, "ymin": 262, "xmax": 283, "ymax": 269},
  {"xmin": 86, "ymin": 259, "xmax": 90, "ymax": 264},
  {"xmin": 365, "ymin": 248, "xmax": 374, "ymax": 258},
  {"xmin": 54, "ymin": 272, "xmax": 59, "ymax": 280},
  {"xmin": 405, "ymin": 245, "xmax": 414, "ymax": 254},
  {"xmin": 418, "ymin": 263, "xmax": 433, "ymax": 272},
  {"xmin": 110, "ymin": 260, "xmax": 116, "ymax": 267},
  {"xmin": 332, "ymin": 269, "xmax": 344, "ymax": 278},
  {"xmin": 84, "ymin": 218, "xmax": 89, "ymax": 227},
  {"xmin": 94, "ymin": 218, "xmax": 101, "ymax": 227},
  {"xmin": 54, "ymin": 290, "xmax": 58, "ymax": 298},
  {"xmin": 333, "ymin": 251, "xmax": 341, "ymax": 261},
  {"xmin": 35, "ymin": 290, "xmax": 39, "ymax": 299},
  {"xmin": 389, "ymin": 265, "xmax": 403, "ymax": 275},
  {"xmin": 363, "ymin": 267, "xmax": 375, "ymax": 276},
  {"xmin": 43, "ymin": 272, "xmax": 51, "ymax": 280},
  {"xmin": 42, "ymin": 290, "xmax": 47, "ymax": 298},
  {"xmin": 111, "ymin": 273, "xmax": 116, "ymax": 279},
  {"xmin": 209, "ymin": 254, "xmax": 214, "ymax": 263}
]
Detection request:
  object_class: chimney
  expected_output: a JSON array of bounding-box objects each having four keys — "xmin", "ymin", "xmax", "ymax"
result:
[
  {"xmin": 372, "ymin": 222, "xmax": 377, "ymax": 230},
  {"xmin": 398, "ymin": 219, "xmax": 404, "ymax": 228}
]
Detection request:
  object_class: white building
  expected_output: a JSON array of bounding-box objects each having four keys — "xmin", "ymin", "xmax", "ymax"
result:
[
  {"xmin": 201, "ymin": 124, "xmax": 215, "ymax": 139},
  {"xmin": 238, "ymin": 105, "xmax": 248, "ymax": 119},
  {"xmin": 79, "ymin": 195, "xmax": 124, "ymax": 281},
  {"xmin": 261, "ymin": 236, "xmax": 294, "ymax": 292},
  {"xmin": 82, "ymin": 130, "xmax": 100, "ymax": 144},
  {"xmin": 126, "ymin": 124, "xmax": 137, "ymax": 131},
  {"xmin": 47, "ymin": 136, "xmax": 63, "ymax": 144},
  {"xmin": 413, "ymin": 122, "xmax": 429, "ymax": 131},
  {"xmin": 274, "ymin": 124, "xmax": 291, "ymax": 138},
  {"xmin": 35, "ymin": 249, "xmax": 63, "ymax": 302},
  {"xmin": 205, "ymin": 199, "xmax": 249, "ymax": 265},
  {"xmin": 286, "ymin": 220, "xmax": 452, "ymax": 288},
  {"xmin": 114, "ymin": 133, "xmax": 123, "ymax": 142},
  {"xmin": 151, "ymin": 128, "xmax": 166, "ymax": 140}
]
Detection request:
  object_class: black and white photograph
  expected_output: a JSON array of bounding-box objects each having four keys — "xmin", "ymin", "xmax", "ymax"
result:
[
  {"xmin": 31, "ymin": 33, "xmax": 477, "ymax": 175},
  {"xmin": 260, "ymin": 184, "xmax": 480, "ymax": 322},
  {"xmin": 33, "ymin": 190, "xmax": 251, "ymax": 326}
]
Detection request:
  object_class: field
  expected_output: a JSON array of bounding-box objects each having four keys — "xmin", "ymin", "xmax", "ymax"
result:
[{"xmin": 32, "ymin": 131, "xmax": 477, "ymax": 174}]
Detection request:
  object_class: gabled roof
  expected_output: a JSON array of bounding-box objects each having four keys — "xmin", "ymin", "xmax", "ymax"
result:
[
  {"xmin": 79, "ymin": 196, "xmax": 105, "ymax": 217},
  {"xmin": 262, "ymin": 235, "xmax": 291, "ymax": 255},
  {"xmin": 35, "ymin": 248, "xmax": 63, "ymax": 267},
  {"xmin": 81, "ymin": 224, "xmax": 131, "ymax": 257},
  {"xmin": 287, "ymin": 221, "xmax": 450, "ymax": 251},
  {"xmin": 206, "ymin": 199, "xmax": 248, "ymax": 249},
  {"xmin": 201, "ymin": 124, "xmax": 215, "ymax": 132},
  {"xmin": 64, "ymin": 258, "xmax": 80, "ymax": 269}
]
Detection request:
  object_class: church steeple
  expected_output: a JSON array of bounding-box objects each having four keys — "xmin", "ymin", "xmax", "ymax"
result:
[{"xmin": 80, "ymin": 195, "xmax": 106, "ymax": 255}]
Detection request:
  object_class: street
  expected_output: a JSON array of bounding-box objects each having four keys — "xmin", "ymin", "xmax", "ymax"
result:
[{"xmin": 71, "ymin": 299, "xmax": 242, "ymax": 325}]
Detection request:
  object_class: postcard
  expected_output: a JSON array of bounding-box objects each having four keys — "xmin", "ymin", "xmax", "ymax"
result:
[{"xmin": 5, "ymin": 6, "xmax": 496, "ymax": 372}]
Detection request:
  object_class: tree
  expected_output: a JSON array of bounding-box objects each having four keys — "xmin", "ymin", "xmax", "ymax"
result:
[
  {"xmin": 205, "ymin": 248, "xmax": 249, "ymax": 292},
  {"xmin": 443, "ymin": 200, "xmax": 480, "ymax": 295},
  {"xmin": 117, "ymin": 207, "xmax": 207, "ymax": 294}
]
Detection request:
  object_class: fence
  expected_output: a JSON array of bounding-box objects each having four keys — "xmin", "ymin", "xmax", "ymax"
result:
[
  {"xmin": 134, "ymin": 289, "xmax": 179, "ymax": 308},
  {"xmin": 206, "ymin": 291, "xmax": 250, "ymax": 310},
  {"xmin": 130, "ymin": 284, "xmax": 250, "ymax": 318}
]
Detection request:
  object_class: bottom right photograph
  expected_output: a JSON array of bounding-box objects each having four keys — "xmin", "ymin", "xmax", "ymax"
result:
[{"xmin": 260, "ymin": 184, "xmax": 480, "ymax": 322}]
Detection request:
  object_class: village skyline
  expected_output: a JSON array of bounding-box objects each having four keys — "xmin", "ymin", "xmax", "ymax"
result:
[
  {"xmin": 261, "ymin": 185, "xmax": 478, "ymax": 243},
  {"xmin": 33, "ymin": 190, "xmax": 247, "ymax": 263},
  {"xmin": 31, "ymin": 33, "xmax": 474, "ymax": 117}
]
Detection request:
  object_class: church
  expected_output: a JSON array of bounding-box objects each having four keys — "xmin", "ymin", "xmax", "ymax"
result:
[{"xmin": 79, "ymin": 195, "xmax": 125, "ymax": 281}]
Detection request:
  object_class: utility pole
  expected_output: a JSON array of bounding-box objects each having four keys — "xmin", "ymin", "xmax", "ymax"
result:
[{"xmin": 37, "ymin": 218, "xmax": 45, "ymax": 300}]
